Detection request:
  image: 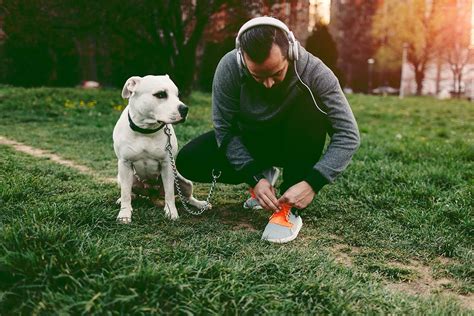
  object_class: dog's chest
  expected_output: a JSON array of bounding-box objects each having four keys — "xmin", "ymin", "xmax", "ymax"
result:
[
  {"xmin": 126, "ymin": 143, "xmax": 167, "ymax": 178},
  {"xmin": 118, "ymin": 135, "xmax": 168, "ymax": 172},
  {"xmin": 119, "ymin": 136, "xmax": 167, "ymax": 159},
  {"xmin": 133, "ymin": 157, "xmax": 161, "ymax": 179}
]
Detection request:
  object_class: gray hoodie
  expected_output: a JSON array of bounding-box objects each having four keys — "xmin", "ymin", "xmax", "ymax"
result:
[{"xmin": 212, "ymin": 45, "xmax": 360, "ymax": 192}]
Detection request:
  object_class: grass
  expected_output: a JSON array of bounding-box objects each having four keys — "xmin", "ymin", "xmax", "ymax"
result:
[{"xmin": 0, "ymin": 86, "xmax": 473, "ymax": 314}]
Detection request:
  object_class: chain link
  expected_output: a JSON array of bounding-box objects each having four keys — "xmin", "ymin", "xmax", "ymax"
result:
[{"xmin": 164, "ymin": 125, "xmax": 220, "ymax": 215}]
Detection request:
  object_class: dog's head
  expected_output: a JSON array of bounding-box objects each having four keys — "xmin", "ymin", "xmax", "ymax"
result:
[{"xmin": 122, "ymin": 75, "xmax": 188, "ymax": 125}]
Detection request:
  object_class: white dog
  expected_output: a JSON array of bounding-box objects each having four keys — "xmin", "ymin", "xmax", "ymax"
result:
[{"xmin": 113, "ymin": 75, "xmax": 209, "ymax": 223}]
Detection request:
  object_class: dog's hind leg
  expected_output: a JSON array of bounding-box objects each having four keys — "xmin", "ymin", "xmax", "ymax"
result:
[
  {"xmin": 176, "ymin": 173, "xmax": 212, "ymax": 210},
  {"xmin": 116, "ymin": 160, "xmax": 135, "ymax": 224}
]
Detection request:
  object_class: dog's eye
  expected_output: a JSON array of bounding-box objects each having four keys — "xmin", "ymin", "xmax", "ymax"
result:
[{"xmin": 154, "ymin": 91, "xmax": 167, "ymax": 99}]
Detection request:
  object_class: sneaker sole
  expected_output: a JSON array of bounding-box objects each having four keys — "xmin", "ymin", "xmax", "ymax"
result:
[
  {"xmin": 263, "ymin": 216, "xmax": 303, "ymax": 244},
  {"xmin": 243, "ymin": 202, "xmax": 263, "ymax": 210}
]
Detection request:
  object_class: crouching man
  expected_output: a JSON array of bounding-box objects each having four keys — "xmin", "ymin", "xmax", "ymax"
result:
[{"xmin": 177, "ymin": 17, "xmax": 360, "ymax": 243}]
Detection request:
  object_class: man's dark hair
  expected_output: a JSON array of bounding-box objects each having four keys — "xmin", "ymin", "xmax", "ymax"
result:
[{"xmin": 240, "ymin": 25, "xmax": 289, "ymax": 63}]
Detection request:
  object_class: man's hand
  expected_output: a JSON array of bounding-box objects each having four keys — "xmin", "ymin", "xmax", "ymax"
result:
[
  {"xmin": 254, "ymin": 179, "xmax": 280, "ymax": 211},
  {"xmin": 278, "ymin": 181, "xmax": 315, "ymax": 209}
]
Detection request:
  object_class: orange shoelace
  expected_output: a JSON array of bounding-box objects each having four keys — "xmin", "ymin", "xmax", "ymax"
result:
[
  {"xmin": 269, "ymin": 203, "xmax": 293, "ymax": 227},
  {"xmin": 249, "ymin": 188, "xmax": 293, "ymax": 228},
  {"xmin": 249, "ymin": 187, "xmax": 257, "ymax": 199}
]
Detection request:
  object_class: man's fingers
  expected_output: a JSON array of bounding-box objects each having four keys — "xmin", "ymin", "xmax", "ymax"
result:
[
  {"xmin": 278, "ymin": 195, "xmax": 290, "ymax": 204},
  {"xmin": 294, "ymin": 202, "xmax": 304, "ymax": 209},
  {"xmin": 257, "ymin": 197, "xmax": 272, "ymax": 210},
  {"xmin": 264, "ymin": 188, "xmax": 280, "ymax": 210},
  {"xmin": 262, "ymin": 193, "xmax": 280, "ymax": 211},
  {"xmin": 267, "ymin": 192, "xmax": 281, "ymax": 210},
  {"xmin": 255, "ymin": 186, "xmax": 280, "ymax": 211}
]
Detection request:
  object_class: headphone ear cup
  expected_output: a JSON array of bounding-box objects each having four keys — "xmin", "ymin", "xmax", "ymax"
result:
[
  {"xmin": 237, "ymin": 49, "xmax": 247, "ymax": 70},
  {"xmin": 287, "ymin": 31, "xmax": 299, "ymax": 61},
  {"xmin": 236, "ymin": 50, "xmax": 242, "ymax": 69},
  {"xmin": 293, "ymin": 41, "xmax": 299, "ymax": 61}
]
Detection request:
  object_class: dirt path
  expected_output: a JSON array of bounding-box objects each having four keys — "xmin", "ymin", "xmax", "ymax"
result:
[
  {"xmin": 327, "ymin": 240, "xmax": 473, "ymax": 311},
  {"xmin": 0, "ymin": 135, "xmax": 116, "ymax": 184}
]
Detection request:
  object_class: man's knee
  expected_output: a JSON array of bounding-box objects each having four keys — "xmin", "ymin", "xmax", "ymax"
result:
[
  {"xmin": 176, "ymin": 143, "xmax": 193, "ymax": 178},
  {"xmin": 176, "ymin": 132, "xmax": 216, "ymax": 182}
]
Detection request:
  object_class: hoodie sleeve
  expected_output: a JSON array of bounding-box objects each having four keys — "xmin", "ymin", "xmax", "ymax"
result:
[
  {"xmin": 304, "ymin": 62, "xmax": 360, "ymax": 193},
  {"xmin": 211, "ymin": 51, "xmax": 265, "ymax": 186}
]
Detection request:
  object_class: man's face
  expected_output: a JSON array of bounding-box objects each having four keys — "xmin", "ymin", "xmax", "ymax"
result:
[{"xmin": 244, "ymin": 44, "xmax": 289, "ymax": 89}]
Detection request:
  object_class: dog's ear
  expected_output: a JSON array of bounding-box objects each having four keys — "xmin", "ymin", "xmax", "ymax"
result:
[{"xmin": 122, "ymin": 76, "xmax": 142, "ymax": 99}]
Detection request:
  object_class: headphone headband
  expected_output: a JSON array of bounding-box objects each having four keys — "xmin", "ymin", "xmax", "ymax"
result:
[
  {"xmin": 235, "ymin": 16, "xmax": 299, "ymax": 69},
  {"xmin": 236, "ymin": 17, "xmax": 292, "ymax": 46}
]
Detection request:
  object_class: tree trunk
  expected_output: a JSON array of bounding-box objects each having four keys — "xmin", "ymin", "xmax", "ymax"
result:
[
  {"xmin": 452, "ymin": 69, "xmax": 458, "ymax": 96},
  {"xmin": 98, "ymin": 39, "xmax": 112, "ymax": 86},
  {"xmin": 194, "ymin": 40, "xmax": 205, "ymax": 86},
  {"xmin": 415, "ymin": 68, "xmax": 424, "ymax": 96},
  {"xmin": 74, "ymin": 36, "xmax": 98, "ymax": 83},
  {"xmin": 48, "ymin": 47, "xmax": 58, "ymax": 85},
  {"xmin": 435, "ymin": 59, "xmax": 442, "ymax": 95},
  {"xmin": 0, "ymin": 45, "xmax": 5, "ymax": 83},
  {"xmin": 170, "ymin": 1, "xmax": 212, "ymax": 96},
  {"xmin": 174, "ymin": 46, "xmax": 198, "ymax": 96},
  {"xmin": 457, "ymin": 71, "xmax": 463, "ymax": 96},
  {"xmin": 346, "ymin": 63, "xmax": 353, "ymax": 90},
  {"xmin": 86, "ymin": 36, "xmax": 98, "ymax": 82}
]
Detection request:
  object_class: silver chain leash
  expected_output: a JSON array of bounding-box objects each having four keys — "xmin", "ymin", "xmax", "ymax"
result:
[{"xmin": 164, "ymin": 125, "xmax": 221, "ymax": 215}]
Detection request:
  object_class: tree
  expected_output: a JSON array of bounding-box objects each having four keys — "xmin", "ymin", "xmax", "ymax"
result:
[
  {"xmin": 372, "ymin": 0, "xmax": 445, "ymax": 95},
  {"xmin": 439, "ymin": 0, "xmax": 473, "ymax": 96},
  {"xmin": 329, "ymin": 0, "xmax": 378, "ymax": 92},
  {"xmin": 110, "ymin": 0, "xmax": 232, "ymax": 94},
  {"xmin": 1, "ymin": 0, "xmax": 231, "ymax": 93},
  {"xmin": 306, "ymin": 24, "xmax": 343, "ymax": 85}
]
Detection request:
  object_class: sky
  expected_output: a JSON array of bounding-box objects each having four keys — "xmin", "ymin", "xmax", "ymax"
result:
[{"xmin": 312, "ymin": 0, "xmax": 331, "ymax": 25}]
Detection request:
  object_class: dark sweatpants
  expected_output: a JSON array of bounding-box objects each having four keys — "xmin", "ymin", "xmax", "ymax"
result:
[{"xmin": 176, "ymin": 100, "xmax": 329, "ymax": 193}]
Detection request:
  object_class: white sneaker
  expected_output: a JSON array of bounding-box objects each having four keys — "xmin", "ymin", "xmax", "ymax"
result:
[
  {"xmin": 261, "ymin": 206, "xmax": 303, "ymax": 243},
  {"xmin": 243, "ymin": 167, "xmax": 280, "ymax": 210}
]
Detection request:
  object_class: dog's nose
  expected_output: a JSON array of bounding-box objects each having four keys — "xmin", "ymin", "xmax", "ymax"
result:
[{"xmin": 178, "ymin": 104, "xmax": 188, "ymax": 118}]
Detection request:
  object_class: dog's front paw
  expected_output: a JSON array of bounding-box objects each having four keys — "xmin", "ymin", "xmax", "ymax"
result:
[
  {"xmin": 117, "ymin": 207, "xmax": 133, "ymax": 224},
  {"xmin": 166, "ymin": 213, "xmax": 179, "ymax": 220},
  {"xmin": 164, "ymin": 204, "xmax": 179, "ymax": 220}
]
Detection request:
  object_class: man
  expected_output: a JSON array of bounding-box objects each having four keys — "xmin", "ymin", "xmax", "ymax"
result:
[{"xmin": 176, "ymin": 17, "xmax": 360, "ymax": 243}]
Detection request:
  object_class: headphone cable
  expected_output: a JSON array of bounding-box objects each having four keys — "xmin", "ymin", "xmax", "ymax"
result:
[{"xmin": 294, "ymin": 61, "xmax": 327, "ymax": 115}]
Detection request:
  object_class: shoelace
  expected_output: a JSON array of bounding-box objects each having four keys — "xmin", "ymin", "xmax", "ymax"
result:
[
  {"xmin": 249, "ymin": 188, "xmax": 293, "ymax": 228},
  {"xmin": 269, "ymin": 203, "xmax": 293, "ymax": 228},
  {"xmin": 249, "ymin": 187, "xmax": 257, "ymax": 199}
]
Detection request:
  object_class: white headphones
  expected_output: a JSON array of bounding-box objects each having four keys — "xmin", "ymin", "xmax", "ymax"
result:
[
  {"xmin": 234, "ymin": 16, "xmax": 327, "ymax": 115},
  {"xmin": 235, "ymin": 16, "xmax": 299, "ymax": 70}
]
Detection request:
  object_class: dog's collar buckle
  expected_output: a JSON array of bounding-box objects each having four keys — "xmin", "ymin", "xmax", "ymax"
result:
[{"xmin": 128, "ymin": 111, "xmax": 165, "ymax": 134}]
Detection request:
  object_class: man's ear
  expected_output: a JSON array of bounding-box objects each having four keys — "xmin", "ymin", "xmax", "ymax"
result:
[{"xmin": 121, "ymin": 76, "xmax": 142, "ymax": 99}]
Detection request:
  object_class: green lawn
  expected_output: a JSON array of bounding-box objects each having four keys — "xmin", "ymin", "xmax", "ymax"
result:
[{"xmin": 0, "ymin": 86, "xmax": 472, "ymax": 314}]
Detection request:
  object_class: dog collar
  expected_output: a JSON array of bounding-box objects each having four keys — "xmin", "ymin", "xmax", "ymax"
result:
[{"xmin": 128, "ymin": 111, "xmax": 165, "ymax": 134}]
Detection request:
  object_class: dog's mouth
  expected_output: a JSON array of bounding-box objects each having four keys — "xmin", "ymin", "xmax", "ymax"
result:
[{"xmin": 160, "ymin": 118, "xmax": 186, "ymax": 125}]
